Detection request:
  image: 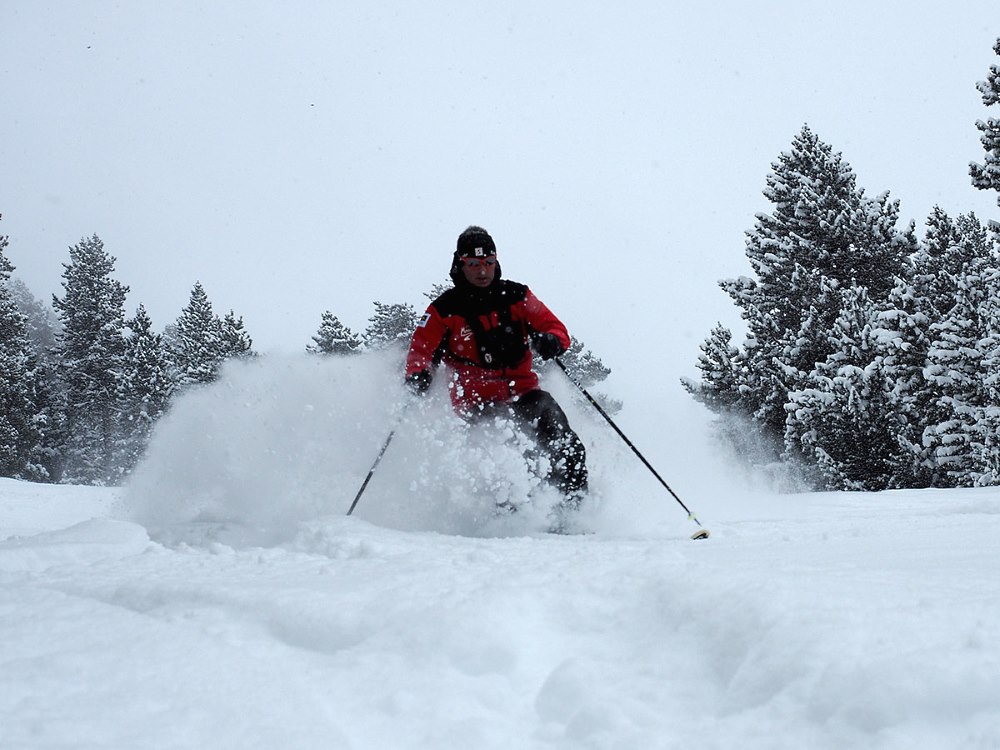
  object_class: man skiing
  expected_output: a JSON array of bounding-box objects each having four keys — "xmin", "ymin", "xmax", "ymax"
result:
[{"xmin": 404, "ymin": 225, "xmax": 588, "ymax": 518}]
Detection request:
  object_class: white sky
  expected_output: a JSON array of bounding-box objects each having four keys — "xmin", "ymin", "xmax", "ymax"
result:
[{"xmin": 2, "ymin": 2, "xmax": 999, "ymax": 399}]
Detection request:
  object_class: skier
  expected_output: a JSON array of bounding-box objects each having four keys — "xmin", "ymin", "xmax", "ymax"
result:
[{"xmin": 404, "ymin": 225, "xmax": 588, "ymax": 521}]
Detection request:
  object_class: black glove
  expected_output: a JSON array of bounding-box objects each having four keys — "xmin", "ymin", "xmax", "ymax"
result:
[
  {"xmin": 405, "ymin": 369, "xmax": 432, "ymax": 394},
  {"xmin": 533, "ymin": 332, "xmax": 564, "ymax": 361}
]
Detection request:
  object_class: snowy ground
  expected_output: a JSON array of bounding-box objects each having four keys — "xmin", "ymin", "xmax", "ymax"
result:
[{"xmin": 2, "ymin": 355, "xmax": 999, "ymax": 749}]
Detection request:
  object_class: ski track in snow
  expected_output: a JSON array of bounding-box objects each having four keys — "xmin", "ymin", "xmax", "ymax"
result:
[{"xmin": 2, "ymin": 354, "xmax": 1000, "ymax": 749}]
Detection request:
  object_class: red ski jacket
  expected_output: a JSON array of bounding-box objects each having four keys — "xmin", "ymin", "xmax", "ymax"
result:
[{"xmin": 405, "ymin": 280, "xmax": 570, "ymax": 411}]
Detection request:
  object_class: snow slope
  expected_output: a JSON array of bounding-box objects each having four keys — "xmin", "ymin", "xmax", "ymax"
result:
[{"xmin": 2, "ymin": 355, "xmax": 999, "ymax": 749}]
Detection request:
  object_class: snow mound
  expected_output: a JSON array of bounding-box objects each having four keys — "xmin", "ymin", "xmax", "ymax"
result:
[
  {"xmin": 0, "ymin": 518, "xmax": 149, "ymax": 572},
  {"xmin": 3, "ymin": 474, "xmax": 1000, "ymax": 747}
]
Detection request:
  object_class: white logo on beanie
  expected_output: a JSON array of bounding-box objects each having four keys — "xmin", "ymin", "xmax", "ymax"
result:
[{"xmin": 474, "ymin": 247, "xmax": 485, "ymax": 257}]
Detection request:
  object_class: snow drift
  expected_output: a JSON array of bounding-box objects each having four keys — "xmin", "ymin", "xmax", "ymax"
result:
[{"xmin": 4, "ymin": 354, "xmax": 998, "ymax": 749}]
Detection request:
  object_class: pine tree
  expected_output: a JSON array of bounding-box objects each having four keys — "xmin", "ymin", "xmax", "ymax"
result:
[
  {"xmin": 689, "ymin": 126, "xmax": 913, "ymax": 483},
  {"xmin": 918, "ymin": 212, "xmax": 994, "ymax": 486},
  {"xmin": 554, "ymin": 336, "xmax": 608, "ymax": 388},
  {"xmin": 970, "ymin": 38, "xmax": 1000, "ymax": 207},
  {"xmin": 917, "ymin": 207, "xmax": 964, "ymax": 318},
  {"xmin": 20, "ymin": 357, "xmax": 64, "ymax": 483},
  {"xmin": 682, "ymin": 324, "xmax": 772, "ymax": 473},
  {"xmin": 897, "ymin": 211, "xmax": 992, "ymax": 485},
  {"xmin": 424, "ymin": 281, "xmax": 452, "ymax": 301},
  {"xmin": 784, "ymin": 286, "xmax": 905, "ymax": 490},
  {"xmin": 169, "ymin": 282, "xmax": 224, "ymax": 386},
  {"xmin": 977, "ymin": 262, "xmax": 1000, "ymax": 484},
  {"xmin": 363, "ymin": 301, "xmax": 419, "ymax": 349},
  {"xmin": 6, "ymin": 272, "xmax": 65, "ymax": 482},
  {"xmin": 722, "ymin": 127, "xmax": 904, "ymax": 424},
  {"xmin": 219, "ymin": 311, "xmax": 254, "ymax": 359},
  {"xmin": 166, "ymin": 285, "xmax": 256, "ymax": 387},
  {"xmin": 117, "ymin": 305, "xmax": 173, "ymax": 476},
  {"xmin": 878, "ymin": 275, "xmax": 937, "ymax": 488},
  {"xmin": 729, "ymin": 126, "xmax": 907, "ymax": 335},
  {"xmin": 51, "ymin": 234, "xmax": 129, "ymax": 485},
  {"xmin": 683, "ymin": 324, "xmax": 742, "ymax": 412},
  {"xmin": 8, "ymin": 277, "xmax": 61, "ymax": 354},
  {"xmin": 307, "ymin": 311, "xmax": 362, "ymax": 355},
  {"xmin": 0, "ymin": 220, "xmax": 44, "ymax": 479},
  {"xmin": 923, "ymin": 282, "xmax": 987, "ymax": 487}
]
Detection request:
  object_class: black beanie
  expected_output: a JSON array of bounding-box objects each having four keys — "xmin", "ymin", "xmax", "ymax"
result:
[{"xmin": 455, "ymin": 226, "xmax": 496, "ymax": 258}]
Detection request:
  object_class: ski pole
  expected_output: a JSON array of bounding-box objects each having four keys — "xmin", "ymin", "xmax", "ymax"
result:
[
  {"xmin": 347, "ymin": 396, "xmax": 415, "ymax": 516},
  {"xmin": 554, "ymin": 357, "xmax": 709, "ymax": 540},
  {"xmin": 346, "ymin": 428, "xmax": 397, "ymax": 516},
  {"xmin": 347, "ymin": 390, "xmax": 414, "ymax": 515}
]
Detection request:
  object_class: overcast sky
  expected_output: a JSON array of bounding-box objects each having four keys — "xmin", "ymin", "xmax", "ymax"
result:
[{"xmin": 3, "ymin": 2, "xmax": 999, "ymax": 404}]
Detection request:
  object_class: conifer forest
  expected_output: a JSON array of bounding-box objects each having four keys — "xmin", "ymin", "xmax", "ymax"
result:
[
  {"xmin": 4, "ymin": 39, "xmax": 1000, "ymax": 490},
  {"xmin": 684, "ymin": 38, "xmax": 1000, "ymax": 491}
]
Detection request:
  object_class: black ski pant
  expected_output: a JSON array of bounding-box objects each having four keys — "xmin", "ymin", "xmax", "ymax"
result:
[{"xmin": 473, "ymin": 389, "xmax": 588, "ymax": 500}]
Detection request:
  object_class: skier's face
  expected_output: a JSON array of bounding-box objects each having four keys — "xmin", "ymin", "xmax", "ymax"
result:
[{"xmin": 461, "ymin": 256, "xmax": 497, "ymax": 288}]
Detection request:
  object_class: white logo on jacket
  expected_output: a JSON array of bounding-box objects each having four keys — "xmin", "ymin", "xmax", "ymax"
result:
[{"xmin": 454, "ymin": 325, "xmax": 474, "ymax": 354}]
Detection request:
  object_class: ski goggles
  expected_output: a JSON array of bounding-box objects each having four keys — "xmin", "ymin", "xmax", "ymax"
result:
[{"xmin": 461, "ymin": 257, "xmax": 497, "ymax": 268}]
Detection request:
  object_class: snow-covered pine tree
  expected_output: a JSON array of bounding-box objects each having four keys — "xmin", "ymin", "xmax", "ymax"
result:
[
  {"xmin": 168, "ymin": 282, "xmax": 225, "ymax": 386},
  {"xmin": 4, "ymin": 275, "xmax": 65, "ymax": 482},
  {"xmin": 116, "ymin": 304, "xmax": 173, "ymax": 476},
  {"xmin": 923, "ymin": 290, "xmax": 986, "ymax": 487},
  {"xmin": 921, "ymin": 216, "xmax": 994, "ymax": 487},
  {"xmin": 363, "ymin": 301, "xmax": 419, "ymax": 349},
  {"xmin": 219, "ymin": 311, "xmax": 254, "ymax": 359},
  {"xmin": 731, "ymin": 127, "xmax": 895, "ymax": 417},
  {"xmin": 977, "ymin": 261, "xmax": 1000, "ymax": 485},
  {"xmin": 683, "ymin": 324, "xmax": 741, "ymax": 412},
  {"xmin": 781, "ymin": 270, "xmax": 846, "ymax": 392},
  {"xmin": 918, "ymin": 207, "xmax": 965, "ymax": 317},
  {"xmin": 307, "ymin": 311, "xmax": 362, "ymax": 355},
  {"xmin": 424, "ymin": 281, "xmax": 452, "ymax": 301},
  {"xmin": 690, "ymin": 126, "xmax": 913, "ymax": 483},
  {"xmin": 877, "ymin": 275, "xmax": 937, "ymax": 488},
  {"xmin": 784, "ymin": 286, "xmax": 906, "ymax": 490},
  {"xmin": 51, "ymin": 234, "xmax": 129, "ymax": 485},
  {"xmin": 887, "ymin": 210, "xmax": 991, "ymax": 486},
  {"xmin": 970, "ymin": 38, "xmax": 1000, "ymax": 207},
  {"xmin": 8, "ymin": 277, "xmax": 61, "ymax": 355},
  {"xmin": 8, "ymin": 278, "xmax": 65, "ymax": 480},
  {"xmin": 0, "ymin": 221, "xmax": 45, "ymax": 479},
  {"xmin": 19, "ymin": 360, "xmax": 64, "ymax": 482},
  {"xmin": 682, "ymin": 323, "xmax": 795, "ymax": 483},
  {"xmin": 551, "ymin": 336, "xmax": 608, "ymax": 388}
]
